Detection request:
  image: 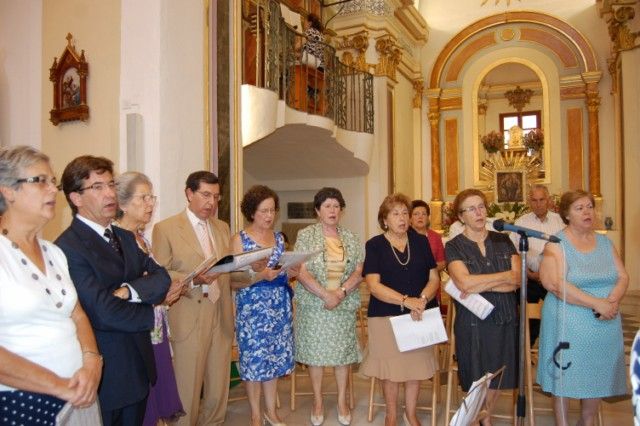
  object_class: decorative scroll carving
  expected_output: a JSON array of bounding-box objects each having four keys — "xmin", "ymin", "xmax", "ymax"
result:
[
  {"xmin": 412, "ymin": 79, "xmax": 424, "ymax": 109},
  {"xmin": 336, "ymin": 32, "xmax": 371, "ymax": 73},
  {"xmin": 608, "ymin": 6, "xmax": 640, "ymax": 51},
  {"xmin": 374, "ymin": 37, "xmax": 402, "ymax": 79}
]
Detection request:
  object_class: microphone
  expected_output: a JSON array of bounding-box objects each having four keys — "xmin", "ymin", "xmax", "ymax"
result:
[{"xmin": 492, "ymin": 219, "xmax": 561, "ymax": 243}]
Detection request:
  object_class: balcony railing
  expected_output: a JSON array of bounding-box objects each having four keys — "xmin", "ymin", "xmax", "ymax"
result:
[{"xmin": 243, "ymin": 0, "xmax": 374, "ymax": 134}]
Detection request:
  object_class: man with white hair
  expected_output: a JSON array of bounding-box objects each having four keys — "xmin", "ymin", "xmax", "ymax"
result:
[{"xmin": 510, "ymin": 184, "xmax": 564, "ymax": 346}]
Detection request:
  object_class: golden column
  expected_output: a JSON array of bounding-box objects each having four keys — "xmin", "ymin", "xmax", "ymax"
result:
[
  {"xmin": 428, "ymin": 94, "xmax": 443, "ymax": 229},
  {"xmin": 584, "ymin": 74, "xmax": 602, "ymax": 197},
  {"xmin": 428, "ymin": 107, "xmax": 442, "ymax": 200}
]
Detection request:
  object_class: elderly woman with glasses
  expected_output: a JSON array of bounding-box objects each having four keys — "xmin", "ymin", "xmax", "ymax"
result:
[
  {"xmin": 361, "ymin": 193, "xmax": 440, "ymax": 426},
  {"xmin": 0, "ymin": 146, "xmax": 102, "ymax": 425},
  {"xmin": 444, "ymin": 188, "xmax": 520, "ymax": 426},
  {"xmin": 113, "ymin": 171, "xmax": 184, "ymax": 425},
  {"xmin": 293, "ymin": 187, "xmax": 364, "ymax": 426},
  {"xmin": 230, "ymin": 185, "xmax": 295, "ymax": 426}
]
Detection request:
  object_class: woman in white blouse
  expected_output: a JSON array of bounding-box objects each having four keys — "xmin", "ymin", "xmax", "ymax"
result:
[{"xmin": 0, "ymin": 146, "xmax": 102, "ymax": 425}]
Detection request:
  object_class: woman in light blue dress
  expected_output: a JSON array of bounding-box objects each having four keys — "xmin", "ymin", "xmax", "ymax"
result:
[
  {"xmin": 538, "ymin": 190, "xmax": 628, "ymax": 426},
  {"xmin": 230, "ymin": 185, "xmax": 294, "ymax": 426}
]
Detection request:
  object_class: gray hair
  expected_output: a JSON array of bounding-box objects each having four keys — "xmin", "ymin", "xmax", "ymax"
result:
[
  {"xmin": 0, "ymin": 146, "xmax": 50, "ymax": 215},
  {"xmin": 528, "ymin": 183, "xmax": 549, "ymax": 198},
  {"xmin": 115, "ymin": 171, "xmax": 153, "ymax": 219}
]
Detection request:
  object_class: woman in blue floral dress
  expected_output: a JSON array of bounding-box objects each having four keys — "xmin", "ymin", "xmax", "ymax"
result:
[{"xmin": 230, "ymin": 185, "xmax": 294, "ymax": 426}]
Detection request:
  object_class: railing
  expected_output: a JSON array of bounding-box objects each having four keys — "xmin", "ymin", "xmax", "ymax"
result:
[{"xmin": 243, "ymin": 0, "xmax": 374, "ymax": 134}]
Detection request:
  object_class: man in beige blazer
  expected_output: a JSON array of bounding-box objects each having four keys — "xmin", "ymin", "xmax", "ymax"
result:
[{"xmin": 152, "ymin": 171, "xmax": 233, "ymax": 426}]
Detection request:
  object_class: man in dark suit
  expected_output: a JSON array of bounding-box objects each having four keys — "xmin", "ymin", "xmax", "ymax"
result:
[{"xmin": 55, "ymin": 155, "xmax": 170, "ymax": 426}]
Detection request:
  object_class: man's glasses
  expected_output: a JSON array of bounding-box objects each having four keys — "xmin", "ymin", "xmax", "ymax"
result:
[
  {"xmin": 196, "ymin": 190, "xmax": 221, "ymax": 201},
  {"xmin": 78, "ymin": 181, "xmax": 117, "ymax": 193},
  {"xmin": 15, "ymin": 175, "xmax": 58, "ymax": 188}
]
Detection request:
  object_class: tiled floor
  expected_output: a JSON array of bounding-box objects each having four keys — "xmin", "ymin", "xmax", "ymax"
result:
[{"xmin": 224, "ymin": 291, "xmax": 639, "ymax": 425}]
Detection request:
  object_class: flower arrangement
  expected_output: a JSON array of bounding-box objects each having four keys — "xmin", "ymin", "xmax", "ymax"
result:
[
  {"xmin": 481, "ymin": 131, "xmax": 504, "ymax": 154},
  {"xmin": 486, "ymin": 201, "xmax": 529, "ymax": 224},
  {"xmin": 523, "ymin": 128, "xmax": 544, "ymax": 152}
]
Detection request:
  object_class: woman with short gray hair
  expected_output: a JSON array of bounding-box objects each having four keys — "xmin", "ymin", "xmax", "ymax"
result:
[
  {"xmin": 113, "ymin": 171, "xmax": 185, "ymax": 425},
  {"xmin": 0, "ymin": 146, "xmax": 102, "ymax": 424}
]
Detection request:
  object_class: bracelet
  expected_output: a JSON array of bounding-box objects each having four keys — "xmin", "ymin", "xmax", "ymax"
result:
[
  {"xmin": 82, "ymin": 350, "xmax": 103, "ymax": 361},
  {"xmin": 400, "ymin": 294, "xmax": 408, "ymax": 312}
]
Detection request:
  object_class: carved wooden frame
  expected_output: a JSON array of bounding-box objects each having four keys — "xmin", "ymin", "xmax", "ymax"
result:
[{"xmin": 49, "ymin": 33, "xmax": 89, "ymax": 125}]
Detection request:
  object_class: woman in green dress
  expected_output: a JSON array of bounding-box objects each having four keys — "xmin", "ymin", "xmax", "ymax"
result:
[{"xmin": 294, "ymin": 187, "xmax": 364, "ymax": 426}]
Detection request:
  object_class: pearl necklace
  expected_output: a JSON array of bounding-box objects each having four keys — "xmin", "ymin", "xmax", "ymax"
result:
[
  {"xmin": 385, "ymin": 233, "xmax": 410, "ymax": 266},
  {"xmin": 1, "ymin": 229, "xmax": 67, "ymax": 309}
]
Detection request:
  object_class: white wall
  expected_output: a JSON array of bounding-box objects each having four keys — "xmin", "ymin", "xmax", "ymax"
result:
[
  {"xmin": 119, "ymin": 0, "xmax": 206, "ymax": 229},
  {"xmin": 0, "ymin": 0, "xmax": 42, "ymax": 148}
]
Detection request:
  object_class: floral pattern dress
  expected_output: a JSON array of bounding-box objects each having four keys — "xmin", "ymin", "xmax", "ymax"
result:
[
  {"xmin": 236, "ymin": 231, "xmax": 294, "ymax": 381},
  {"xmin": 293, "ymin": 223, "xmax": 364, "ymax": 366}
]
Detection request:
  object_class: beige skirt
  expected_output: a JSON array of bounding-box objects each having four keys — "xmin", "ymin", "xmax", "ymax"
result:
[{"xmin": 360, "ymin": 316, "xmax": 439, "ymax": 382}]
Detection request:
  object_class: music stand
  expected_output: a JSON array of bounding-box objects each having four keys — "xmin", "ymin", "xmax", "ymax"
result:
[{"xmin": 450, "ymin": 366, "xmax": 507, "ymax": 426}]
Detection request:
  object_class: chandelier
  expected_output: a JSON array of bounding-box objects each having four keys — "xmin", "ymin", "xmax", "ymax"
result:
[{"xmin": 504, "ymin": 85, "xmax": 533, "ymax": 112}]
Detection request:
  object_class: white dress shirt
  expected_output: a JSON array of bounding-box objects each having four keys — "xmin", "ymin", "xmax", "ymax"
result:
[
  {"xmin": 509, "ymin": 211, "xmax": 565, "ymax": 272},
  {"xmin": 0, "ymin": 236, "xmax": 82, "ymax": 391},
  {"xmin": 76, "ymin": 214, "xmax": 141, "ymax": 302}
]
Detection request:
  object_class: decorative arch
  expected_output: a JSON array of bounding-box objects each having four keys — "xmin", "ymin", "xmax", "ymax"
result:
[
  {"xmin": 427, "ymin": 11, "xmax": 602, "ymax": 205},
  {"xmin": 429, "ymin": 11, "xmax": 598, "ymax": 89}
]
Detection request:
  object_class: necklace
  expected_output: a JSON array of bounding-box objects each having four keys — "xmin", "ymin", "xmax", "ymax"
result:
[
  {"xmin": 386, "ymin": 234, "xmax": 410, "ymax": 266},
  {"xmin": 1, "ymin": 229, "xmax": 67, "ymax": 309}
]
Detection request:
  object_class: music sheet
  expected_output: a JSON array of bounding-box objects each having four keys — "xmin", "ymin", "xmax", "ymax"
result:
[
  {"xmin": 444, "ymin": 279, "xmax": 495, "ymax": 320},
  {"xmin": 388, "ymin": 307, "xmax": 448, "ymax": 352}
]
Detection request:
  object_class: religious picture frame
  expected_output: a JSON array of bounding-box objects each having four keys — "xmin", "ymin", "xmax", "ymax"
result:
[
  {"xmin": 49, "ymin": 33, "xmax": 89, "ymax": 125},
  {"xmin": 495, "ymin": 170, "xmax": 525, "ymax": 203}
]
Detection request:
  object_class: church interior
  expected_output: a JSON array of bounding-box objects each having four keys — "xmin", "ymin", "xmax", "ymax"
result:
[{"xmin": 1, "ymin": 0, "xmax": 639, "ymax": 424}]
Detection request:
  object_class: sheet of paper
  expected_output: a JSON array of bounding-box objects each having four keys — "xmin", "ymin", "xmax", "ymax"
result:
[
  {"xmin": 277, "ymin": 249, "xmax": 322, "ymax": 270},
  {"xmin": 388, "ymin": 307, "xmax": 448, "ymax": 352},
  {"xmin": 450, "ymin": 372, "xmax": 493, "ymax": 426},
  {"xmin": 444, "ymin": 279, "xmax": 495, "ymax": 320},
  {"xmin": 182, "ymin": 247, "xmax": 273, "ymax": 284}
]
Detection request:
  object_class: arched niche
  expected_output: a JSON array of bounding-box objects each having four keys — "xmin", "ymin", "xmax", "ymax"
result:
[
  {"xmin": 427, "ymin": 11, "xmax": 601, "ymax": 205},
  {"xmin": 464, "ymin": 48, "xmax": 561, "ymax": 188}
]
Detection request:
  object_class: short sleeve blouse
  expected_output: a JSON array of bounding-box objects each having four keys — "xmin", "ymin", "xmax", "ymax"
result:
[
  {"xmin": 445, "ymin": 231, "xmax": 517, "ymax": 323},
  {"xmin": 363, "ymin": 231, "xmax": 437, "ymax": 317}
]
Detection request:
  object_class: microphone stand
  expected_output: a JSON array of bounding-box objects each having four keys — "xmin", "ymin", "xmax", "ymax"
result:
[{"xmin": 516, "ymin": 231, "xmax": 528, "ymax": 425}]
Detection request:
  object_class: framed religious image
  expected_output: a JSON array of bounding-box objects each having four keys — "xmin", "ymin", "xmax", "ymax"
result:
[
  {"xmin": 495, "ymin": 170, "xmax": 525, "ymax": 203},
  {"xmin": 49, "ymin": 33, "xmax": 89, "ymax": 125}
]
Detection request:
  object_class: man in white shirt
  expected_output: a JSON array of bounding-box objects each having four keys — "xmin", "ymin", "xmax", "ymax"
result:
[{"xmin": 510, "ymin": 184, "xmax": 565, "ymax": 345}]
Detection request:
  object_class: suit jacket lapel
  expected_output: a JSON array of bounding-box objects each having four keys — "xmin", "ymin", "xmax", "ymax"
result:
[
  {"xmin": 70, "ymin": 217, "xmax": 125, "ymax": 272},
  {"xmin": 177, "ymin": 211, "xmax": 205, "ymax": 260}
]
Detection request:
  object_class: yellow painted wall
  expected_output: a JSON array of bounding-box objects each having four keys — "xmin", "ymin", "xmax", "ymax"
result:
[{"xmin": 41, "ymin": 0, "xmax": 121, "ymax": 239}]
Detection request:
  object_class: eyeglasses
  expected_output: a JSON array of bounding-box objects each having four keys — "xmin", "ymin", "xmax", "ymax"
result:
[
  {"xmin": 196, "ymin": 190, "xmax": 221, "ymax": 201},
  {"xmin": 15, "ymin": 175, "xmax": 58, "ymax": 188},
  {"xmin": 256, "ymin": 208, "xmax": 277, "ymax": 215},
  {"xmin": 459, "ymin": 203, "xmax": 486, "ymax": 214},
  {"xmin": 78, "ymin": 181, "xmax": 117, "ymax": 193},
  {"xmin": 132, "ymin": 193, "xmax": 157, "ymax": 203}
]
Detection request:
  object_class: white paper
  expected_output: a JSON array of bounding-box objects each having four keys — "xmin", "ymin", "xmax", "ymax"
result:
[
  {"xmin": 444, "ymin": 279, "xmax": 495, "ymax": 320},
  {"xmin": 388, "ymin": 307, "xmax": 448, "ymax": 352},
  {"xmin": 450, "ymin": 372, "xmax": 493, "ymax": 426},
  {"xmin": 56, "ymin": 401, "xmax": 102, "ymax": 426},
  {"xmin": 277, "ymin": 249, "xmax": 322, "ymax": 270},
  {"xmin": 182, "ymin": 247, "xmax": 274, "ymax": 284}
]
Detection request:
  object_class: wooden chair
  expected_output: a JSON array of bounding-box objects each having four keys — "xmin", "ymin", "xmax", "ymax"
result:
[
  {"xmin": 289, "ymin": 363, "xmax": 354, "ymax": 411},
  {"xmin": 367, "ymin": 375, "xmax": 439, "ymax": 426},
  {"xmin": 524, "ymin": 301, "xmax": 603, "ymax": 425},
  {"xmin": 444, "ymin": 304, "xmax": 517, "ymax": 426}
]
